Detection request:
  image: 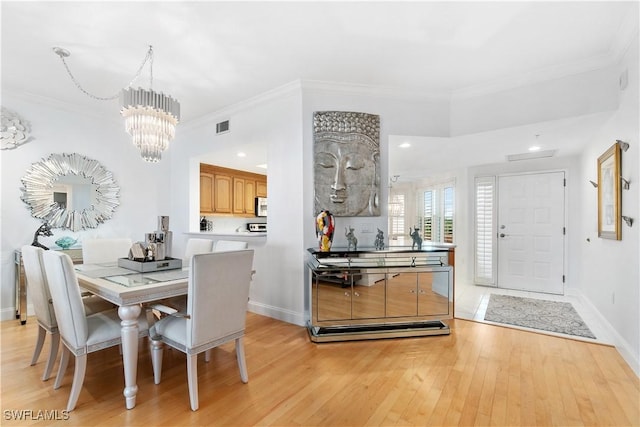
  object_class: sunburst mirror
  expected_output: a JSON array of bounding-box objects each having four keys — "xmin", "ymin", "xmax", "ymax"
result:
[{"xmin": 20, "ymin": 153, "xmax": 120, "ymax": 231}]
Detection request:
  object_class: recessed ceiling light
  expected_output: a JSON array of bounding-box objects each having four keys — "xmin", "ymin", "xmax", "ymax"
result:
[
  {"xmin": 256, "ymin": 164, "xmax": 267, "ymax": 169},
  {"xmin": 529, "ymin": 146, "xmax": 541, "ymax": 152},
  {"xmin": 237, "ymin": 152, "xmax": 246, "ymax": 157},
  {"xmin": 399, "ymin": 142, "xmax": 411, "ymax": 148}
]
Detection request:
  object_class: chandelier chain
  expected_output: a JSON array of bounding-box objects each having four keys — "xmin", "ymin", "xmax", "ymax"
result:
[{"xmin": 57, "ymin": 45, "xmax": 154, "ymax": 101}]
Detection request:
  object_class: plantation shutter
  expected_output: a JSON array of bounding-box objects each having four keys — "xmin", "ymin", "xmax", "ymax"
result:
[
  {"xmin": 388, "ymin": 194, "xmax": 405, "ymax": 238},
  {"xmin": 475, "ymin": 176, "xmax": 496, "ymax": 285}
]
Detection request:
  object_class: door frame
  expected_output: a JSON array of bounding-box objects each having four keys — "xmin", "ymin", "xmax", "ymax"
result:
[
  {"xmin": 473, "ymin": 168, "xmax": 570, "ymax": 292},
  {"xmin": 495, "ymin": 169, "xmax": 569, "ymax": 294}
]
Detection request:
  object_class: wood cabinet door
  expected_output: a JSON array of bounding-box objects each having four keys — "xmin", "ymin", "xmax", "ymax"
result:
[
  {"xmin": 233, "ymin": 177, "xmax": 245, "ymax": 214},
  {"xmin": 214, "ymin": 174, "xmax": 232, "ymax": 213},
  {"xmin": 256, "ymin": 180, "xmax": 267, "ymax": 197},
  {"xmin": 200, "ymin": 173, "xmax": 214, "ymax": 214},
  {"xmin": 244, "ymin": 180, "xmax": 256, "ymax": 214}
]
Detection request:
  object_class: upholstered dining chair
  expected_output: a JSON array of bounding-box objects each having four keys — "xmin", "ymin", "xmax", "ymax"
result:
[
  {"xmin": 150, "ymin": 250, "xmax": 255, "ymax": 411},
  {"xmin": 161, "ymin": 239, "xmax": 248, "ymax": 314},
  {"xmin": 82, "ymin": 238, "xmax": 132, "ymax": 264},
  {"xmin": 182, "ymin": 238, "xmax": 214, "ymax": 266},
  {"xmin": 21, "ymin": 245, "xmax": 114, "ymax": 381},
  {"xmin": 213, "ymin": 240, "xmax": 248, "ymax": 252},
  {"xmin": 42, "ymin": 250, "xmax": 149, "ymax": 412}
]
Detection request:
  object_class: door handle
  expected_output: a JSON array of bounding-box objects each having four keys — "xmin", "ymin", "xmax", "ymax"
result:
[{"xmin": 499, "ymin": 233, "xmax": 507, "ymax": 238}]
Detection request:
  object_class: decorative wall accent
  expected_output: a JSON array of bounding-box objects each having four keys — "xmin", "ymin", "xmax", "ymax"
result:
[
  {"xmin": 1, "ymin": 107, "xmax": 32, "ymax": 150},
  {"xmin": 313, "ymin": 111, "xmax": 380, "ymax": 217},
  {"xmin": 20, "ymin": 153, "xmax": 120, "ymax": 232},
  {"xmin": 597, "ymin": 142, "xmax": 621, "ymax": 240}
]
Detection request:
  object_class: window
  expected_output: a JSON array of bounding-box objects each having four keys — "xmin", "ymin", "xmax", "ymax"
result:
[
  {"xmin": 422, "ymin": 190, "xmax": 433, "ymax": 240},
  {"xmin": 443, "ymin": 186, "xmax": 454, "ymax": 243},
  {"xmin": 474, "ymin": 176, "xmax": 496, "ymax": 285},
  {"xmin": 418, "ymin": 182, "xmax": 455, "ymax": 244},
  {"xmin": 388, "ymin": 193, "xmax": 405, "ymax": 239}
]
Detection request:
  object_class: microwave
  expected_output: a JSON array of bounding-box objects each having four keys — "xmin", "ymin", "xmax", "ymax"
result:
[{"xmin": 255, "ymin": 197, "xmax": 267, "ymax": 217}]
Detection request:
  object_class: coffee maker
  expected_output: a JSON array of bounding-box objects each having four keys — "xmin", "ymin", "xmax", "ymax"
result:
[{"xmin": 145, "ymin": 216, "xmax": 173, "ymax": 260}]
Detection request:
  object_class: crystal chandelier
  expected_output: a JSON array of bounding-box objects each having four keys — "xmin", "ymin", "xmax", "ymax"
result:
[{"xmin": 53, "ymin": 45, "xmax": 180, "ymax": 162}]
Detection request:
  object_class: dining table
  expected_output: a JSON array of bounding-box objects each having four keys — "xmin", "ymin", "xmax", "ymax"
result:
[{"xmin": 74, "ymin": 263, "xmax": 189, "ymax": 409}]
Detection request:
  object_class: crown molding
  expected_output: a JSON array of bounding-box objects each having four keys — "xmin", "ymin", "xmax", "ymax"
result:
[
  {"xmin": 181, "ymin": 80, "xmax": 303, "ymax": 131},
  {"xmin": 1, "ymin": 88, "xmax": 123, "ymax": 126},
  {"xmin": 299, "ymin": 79, "xmax": 450, "ymax": 101},
  {"xmin": 609, "ymin": 2, "xmax": 639, "ymax": 62},
  {"xmin": 452, "ymin": 53, "xmax": 616, "ymax": 100},
  {"xmin": 453, "ymin": 7, "xmax": 639, "ymax": 100}
]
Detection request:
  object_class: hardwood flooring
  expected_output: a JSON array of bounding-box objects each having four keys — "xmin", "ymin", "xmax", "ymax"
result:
[{"xmin": 1, "ymin": 313, "xmax": 638, "ymax": 426}]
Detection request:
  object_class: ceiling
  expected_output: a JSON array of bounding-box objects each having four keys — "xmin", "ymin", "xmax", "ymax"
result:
[{"xmin": 1, "ymin": 1, "xmax": 637, "ymax": 174}]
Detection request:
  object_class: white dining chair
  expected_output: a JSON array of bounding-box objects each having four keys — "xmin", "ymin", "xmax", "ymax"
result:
[
  {"xmin": 160, "ymin": 239, "xmax": 247, "ymax": 314},
  {"xmin": 150, "ymin": 250, "xmax": 255, "ymax": 411},
  {"xmin": 82, "ymin": 238, "xmax": 132, "ymax": 264},
  {"xmin": 155, "ymin": 237, "xmax": 215, "ymax": 314},
  {"xmin": 42, "ymin": 250, "xmax": 149, "ymax": 412},
  {"xmin": 182, "ymin": 238, "xmax": 214, "ymax": 266},
  {"xmin": 213, "ymin": 240, "xmax": 248, "ymax": 252},
  {"xmin": 21, "ymin": 245, "xmax": 115, "ymax": 381}
]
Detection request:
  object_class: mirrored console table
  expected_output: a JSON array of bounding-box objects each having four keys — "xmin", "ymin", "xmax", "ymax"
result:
[
  {"xmin": 307, "ymin": 245, "xmax": 455, "ymax": 342},
  {"xmin": 14, "ymin": 247, "xmax": 83, "ymax": 324}
]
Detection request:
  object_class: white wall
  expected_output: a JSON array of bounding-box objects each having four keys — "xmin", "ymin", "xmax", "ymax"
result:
[
  {"xmin": 300, "ymin": 82, "xmax": 451, "ymax": 251},
  {"xmin": 450, "ymin": 66, "xmax": 620, "ymax": 136},
  {"xmin": 577, "ymin": 37, "xmax": 639, "ymax": 373},
  {"xmin": 167, "ymin": 82, "xmax": 306, "ymax": 325},
  {"xmin": 0, "ymin": 93, "xmax": 170, "ymax": 319}
]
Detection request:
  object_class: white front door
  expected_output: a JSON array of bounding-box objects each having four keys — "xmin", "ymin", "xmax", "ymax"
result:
[{"xmin": 497, "ymin": 172, "xmax": 565, "ymax": 294}]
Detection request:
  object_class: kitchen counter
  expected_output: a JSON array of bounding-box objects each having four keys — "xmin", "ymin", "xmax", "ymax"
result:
[{"xmin": 185, "ymin": 231, "xmax": 266, "ymax": 238}]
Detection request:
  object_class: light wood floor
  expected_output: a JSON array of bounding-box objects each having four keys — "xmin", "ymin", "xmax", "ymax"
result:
[{"xmin": 1, "ymin": 313, "xmax": 638, "ymax": 426}]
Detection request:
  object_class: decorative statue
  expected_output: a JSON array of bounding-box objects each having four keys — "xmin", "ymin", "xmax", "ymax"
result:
[
  {"xmin": 345, "ymin": 227, "xmax": 358, "ymax": 251},
  {"xmin": 316, "ymin": 210, "xmax": 335, "ymax": 252},
  {"xmin": 409, "ymin": 226, "xmax": 422, "ymax": 250},
  {"xmin": 31, "ymin": 222, "xmax": 53, "ymax": 250},
  {"xmin": 313, "ymin": 111, "xmax": 381, "ymax": 217},
  {"xmin": 374, "ymin": 228, "xmax": 385, "ymax": 250}
]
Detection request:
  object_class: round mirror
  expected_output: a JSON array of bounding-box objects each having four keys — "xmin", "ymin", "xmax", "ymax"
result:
[{"xmin": 20, "ymin": 153, "xmax": 120, "ymax": 231}]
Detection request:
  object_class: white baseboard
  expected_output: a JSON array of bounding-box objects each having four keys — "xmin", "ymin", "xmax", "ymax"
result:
[
  {"xmin": 0, "ymin": 306, "xmax": 25, "ymax": 322},
  {"xmin": 2, "ymin": 301, "xmax": 306, "ymax": 328},
  {"xmin": 574, "ymin": 289, "xmax": 639, "ymax": 378},
  {"xmin": 248, "ymin": 301, "xmax": 306, "ymax": 327}
]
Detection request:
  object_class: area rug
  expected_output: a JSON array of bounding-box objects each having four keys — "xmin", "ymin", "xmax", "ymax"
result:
[{"xmin": 484, "ymin": 294, "xmax": 596, "ymax": 339}]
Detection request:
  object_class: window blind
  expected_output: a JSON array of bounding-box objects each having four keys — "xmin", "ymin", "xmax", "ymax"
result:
[{"xmin": 475, "ymin": 177, "xmax": 496, "ymax": 285}]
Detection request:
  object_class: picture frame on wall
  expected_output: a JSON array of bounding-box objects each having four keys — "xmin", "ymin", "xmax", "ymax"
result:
[{"xmin": 597, "ymin": 142, "xmax": 621, "ymax": 240}]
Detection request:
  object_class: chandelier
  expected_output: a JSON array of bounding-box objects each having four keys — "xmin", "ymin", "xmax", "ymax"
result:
[{"xmin": 53, "ymin": 45, "xmax": 180, "ymax": 163}]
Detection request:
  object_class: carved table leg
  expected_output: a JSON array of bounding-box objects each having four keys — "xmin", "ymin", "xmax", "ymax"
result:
[{"xmin": 118, "ymin": 304, "xmax": 141, "ymax": 409}]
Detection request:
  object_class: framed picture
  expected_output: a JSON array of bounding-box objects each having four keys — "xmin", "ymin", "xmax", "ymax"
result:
[{"xmin": 597, "ymin": 142, "xmax": 621, "ymax": 240}]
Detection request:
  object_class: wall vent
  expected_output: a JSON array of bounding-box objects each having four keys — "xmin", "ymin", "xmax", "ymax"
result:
[{"xmin": 216, "ymin": 120, "xmax": 230, "ymax": 134}]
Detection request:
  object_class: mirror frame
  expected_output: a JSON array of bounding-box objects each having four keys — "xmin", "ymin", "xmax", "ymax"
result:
[{"xmin": 20, "ymin": 153, "xmax": 120, "ymax": 232}]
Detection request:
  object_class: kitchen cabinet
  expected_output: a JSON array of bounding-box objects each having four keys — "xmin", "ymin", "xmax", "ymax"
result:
[
  {"xmin": 214, "ymin": 173, "xmax": 232, "ymax": 214},
  {"xmin": 243, "ymin": 180, "xmax": 256, "ymax": 214},
  {"xmin": 307, "ymin": 245, "xmax": 455, "ymax": 342},
  {"xmin": 256, "ymin": 180, "xmax": 267, "ymax": 197},
  {"xmin": 200, "ymin": 164, "xmax": 266, "ymax": 217},
  {"xmin": 233, "ymin": 177, "xmax": 245, "ymax": 214},
  {"xmin": 200, "ymin": 173, "xmax": 214, "ymax": 214}
]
